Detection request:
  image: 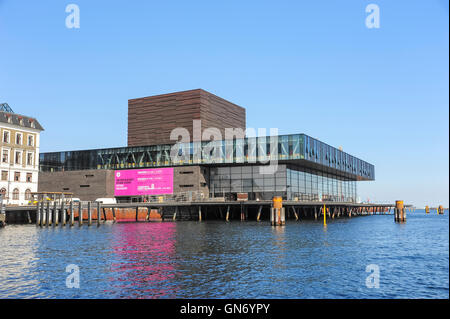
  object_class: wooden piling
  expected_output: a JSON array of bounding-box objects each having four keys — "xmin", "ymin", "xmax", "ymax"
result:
[
  {"xmin": 112, "ymin": 207, "xmax": 117, "ymax": 223},
  {"xmin": 36, "ymin": 202, "xmax": 41, "ymax": 226},
  {"xmin": 97, "ymin": 202, "xmax": 101, "ymax": 226},
  {"xmin": 226, "ymin": 205, "xmax": 230, "ymax": 222},
  {"xmin": 87, "ymin": 201, "xmax": 92, "ymax": 226},
  {"xmin": 395, "ymin": 200, "xmax": 405, "ymax": 222},
  {"xmin": 198, "ymin": 206, "xmax": 202, "ymax": 221},
  {"xmin": 61, "ymin": 201, "xmax": 66, "ymax": 226},
  {"xmin": 135, "ymin": 206, "xmax": 139, "ymax": 222},
  {"xmin": 45, "ymin": 202, "xmax": 50, "ymax": 227},
  {"xmin": 256, "ymin": 205, "xmax": 262, "ymax": 221},
  {"xmin": 173, "ymin": 206, "xmax": 178, "ymax": 221},
  {"xmin": 78, "ymin": 201, "xmax": 83, "ymax": 226},
  {"xmin": 53, "ymin": 201, "xmax": 58, "ymax": 226},
  {"xmin": 70, "ymin": 201, "xmax": 74, "ymax": 226}
]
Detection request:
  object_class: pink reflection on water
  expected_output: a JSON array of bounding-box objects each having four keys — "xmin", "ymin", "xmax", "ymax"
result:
[{"xmin": 106, "ymin": 222, "xmax": 179, "ymax": 298}]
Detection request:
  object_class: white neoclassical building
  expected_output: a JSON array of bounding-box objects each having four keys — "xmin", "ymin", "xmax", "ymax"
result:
[{"xmin": 0, "ymin": 103, "xmax": 44, "ymax": 205}]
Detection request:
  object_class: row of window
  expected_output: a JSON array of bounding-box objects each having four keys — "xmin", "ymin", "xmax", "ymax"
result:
[
  {"xmin": 1, "ymin": 149, "xmax": 35, "ymax": 166},
  {"xmin": 1, "ymin": 171, "xmax": 33, "ymax": 182},
  {"xmin": 2, "ymin": 114, "xmax": 37, "ymax": 128},
  {"xmin": 2, "ymin": 130, "xmax": 35, "ymax": 146},
  {"xmin": 0, "ymin": 187, "xmax": 32, "ymax": 200}
]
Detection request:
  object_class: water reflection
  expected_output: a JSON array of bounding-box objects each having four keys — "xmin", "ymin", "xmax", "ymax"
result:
[{"xmin": 108, "ymin": 222, "xmax": 178, "ymax": 298}]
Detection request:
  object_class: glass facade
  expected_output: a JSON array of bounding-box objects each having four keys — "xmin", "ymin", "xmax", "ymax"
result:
[
  {"xmin": 40, "ymin": 134, "xmax": 374, "ymax": 182},
  {"xmin": 209, "ymin": 164, "xmax": 357, "ymax": 202}
]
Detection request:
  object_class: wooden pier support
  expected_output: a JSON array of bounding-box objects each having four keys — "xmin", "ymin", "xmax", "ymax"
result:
[
  {"xmin": 112, "ymin": 207, "xmax": 117, "ymax": 222},
  {"xmin": 198, "ymin": 206, "xmax": 202, "ymax": 221},
  {"xmin": 78, "ymin": 201, "xmax": 83, "ymax": 226},
  {"xmin": 97, "ymin": 202, "xmax": 101, "ymax": 226},
  {"xmin": 61, "ymin": 201, "xmax": 66, "ymax": 226},
  {"xmin": 53, "ymin": 201, "xmax": 58, "ymax": 226},
  {"xmin": 271, "ymin": 197, "xmax": 285, "ymax": 226},
  {"xmin": 394, "ymin": 200, "xmax": 406, "ymax": 222},
  {"xmin": 45, "ymin": 202, "xmax": 50, "ymax": 227},
  {"xmin": 36, "ymin": 202, "xmax": 41, "ymax": 226},
  {"xmin": 256, "ymin": 205, "xmax": 263, "ymax": 221},
  {"xmin": 225, "ymin": 205, "xmax": 230, "ymax": 222},
  {"xmin": 425, "ymin": 205, "xmax": 429, "ymax": 214},
  {"xmin": 438, "ymin": 205, "xmax": 444, "ymax": 215},
  {"xmin": 70, "ymin": 201, "xmax": 74, "ymax": 226},
  {"xmin": 87, "ymin": 202, "xmax": 92, "ymax": 226}
]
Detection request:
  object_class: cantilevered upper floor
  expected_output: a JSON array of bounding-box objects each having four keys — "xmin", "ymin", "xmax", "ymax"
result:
[{"xmin": 39, "ymin": 133, "xmax": 374, "ymax": 181}]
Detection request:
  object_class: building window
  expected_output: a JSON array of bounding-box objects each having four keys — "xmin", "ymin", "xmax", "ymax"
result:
[
  {"xmin": 15, "ymin": 151, "xmax": 22, "ymax": 165},
  {"xmin": 12, "ymin": 188, "xmax": 19, "ymax": 200},
  {"xmin": 180, "ymin": 184, "xmax": 194, "ymax": 188},
  {"xmin": 80, "ymin": 185, "xmax": 90, "ymax": 188},
  {"xmin": 2, "ymin": 150, "xmax": 8, "ymax": 163},
  {"xmin": 0, "ymin": 188, "xmax": 6, "ymax": 197},
  {"xmin": 28, "ymin": 135, "xmax": 34, "ymax": 146},
  {"xmin": 3, "ymin": 131, "xmax": 10, "ymax": 143},
  {"xmin": 25, "ymin": 189, "xmax": 31, "ymax": 200},
  {"xmin": 1, "ymin": 171, "xmax": 7, "ymax": 181},
  {"xmin": 27, "ymin": 153, "xmax": 33, "ymax": 166},
  {"xmin": 26, "ymin": 173, "xmax": 32, "ymax": 183},
  {"xmin": 14, "ymin": 172, "xmax": 20, "ymax": 182},
  {"xmin": 16, "ymin": 133, "xmax": 22, "ymax": 145}
]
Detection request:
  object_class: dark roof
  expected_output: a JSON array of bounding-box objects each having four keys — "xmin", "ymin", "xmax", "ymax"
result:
[{"xmin": 0, "ymin": 111, "xmax": 44, "ymax": 131}]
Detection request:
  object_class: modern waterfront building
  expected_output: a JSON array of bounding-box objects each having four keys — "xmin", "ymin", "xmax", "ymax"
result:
[
  {"xmin": 0, "ymin": 103, "xmax": 44, "ymax": 205},
  {"xmin": 39, "ymin": 89, "xmax": 374, "ymax": 202}
]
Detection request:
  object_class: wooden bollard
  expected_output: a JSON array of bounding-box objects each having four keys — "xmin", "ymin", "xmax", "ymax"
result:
[
  {"xmin": 45, "ymin": 202, "xmax": 50, "ymax": 227},
  {"xmin": 438, "ymin": 205, "xmax": 444, "ymax": 215},
  {"xmin": 292, "ymin": 207, "xmax": 299, "ymax": 221},
  {"xmin": 173, "ymin": 206, "xmax": 178, "ymax": 221},
  {"xmin": 112, "ymin": 207, "xmax": 117, "ymax": 223},
  {"xmin": 395, "ymin": 200, "xmax": 405, "ymax": 222},
  {"xmin": 272, "ymin": 196, "xmax": 284, "ymax": 226},
  {"xmin": 97, "ymin": 202, "xmax": 101, "ymax": 226},
  {"xmin": 425, "ymin": 205, "xmax": 429, "ymax": 214},
  {"xmin": 225, "ymin": 205, "xmax": 230, "ymax": 222},
  {"xmin": 36, "ymin": 202, "xmax": 41, "ymax": 226},
  {"xmin": 70, "ymin": 201, "xmax": 74, "ymax": 226},
  {"xmin": 53, "ymin": 201, "xmax": 58, "ymax": 226},
  {"xmin": 61, "ymin": 201, "xmax": 66, "ymax": 226},
  {"xmin": 78, "ymin": 201, "xmax": 83, "ymax": 226},
  {"xmin": 256, "ymin": 206, "xmax": 263, "ymax": 221},
  {"xmin": 87, "ymin": 202, "xmax": 92, "ymax": 226}
]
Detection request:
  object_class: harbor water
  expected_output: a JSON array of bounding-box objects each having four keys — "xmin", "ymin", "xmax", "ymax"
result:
[{"xmin": 0, "ymin": 210, "xmax": 448, "ymax": 299}]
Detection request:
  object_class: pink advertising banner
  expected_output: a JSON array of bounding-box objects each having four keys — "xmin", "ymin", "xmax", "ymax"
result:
[{"xmin": 114, "ymin": 168, "xmax": 174, "ymax": 196}]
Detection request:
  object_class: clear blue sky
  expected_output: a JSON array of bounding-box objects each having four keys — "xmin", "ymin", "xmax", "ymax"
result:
[{"xmin": 0, "ymin": 1, "xmax": 448, "ymax": 207}]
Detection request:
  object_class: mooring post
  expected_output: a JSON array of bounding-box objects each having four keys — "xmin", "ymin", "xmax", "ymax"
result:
[
  {"xmin": 218, "ymin": 206, "xmax": 223, "ymax": 220},
  {"xmin": 53, "ymin": 201, "xmax": 58, "ymax": 226},
  {"xmin": 425, "ymin": 205, "xmax": 429, "ymax": 214},
  {"xmin": 198, "ymin": 206, "xmax": 202, "ymax": 222},
  {"xmin": 438, "ymin": 205, "xmax": 444, "ymax": 215},
  {"xmin": 78, "ymin": 201, "xmax": 83, "ymax": 226},
  {"xmin": 240, "ymin": 203, "xmax": 244, "ymax": 221},
  {"xmin": 97, "ymin": 202, "xmax": 101, "ymax": 226},
  {"xmin": 36, "ymin": 202, "xmax": 41, "ymax": 226},
  {"xmin": 136, "ymin": 206, "xmax": 139, "ymax": 222},
  {"xmin": 70, "ymin": 201, "xmax": 74, "ymax": 226},
  {"xmin": 256, "ymin": 205, "xmax": 263, "ymax": 221},
  {"xmin": 395, "ymin": 200, "xmax": 405, "ymax": 222},
  {"xmin": 226, "ymin": 205, "xmax": 230, "ymax": 222},
  {"xmin": 102, "ymin": 207, "xmax": 107, "ymax": 223},
  {"xmin": 292, "ymin": 207, "xmax": 299, "ymax": 221},
  {"xmin": 112, "ymin": 207, "xmax": 117, "ymax": 223},
  {"xmin": 323, "ymin": 204, "xmax": 327, "ymax": 227},
  {"xmin": 173, "ymin": 206, "xmax": 178, "ymax": 221},
  {"xmin": 272, "ymin": 196, "xmax": 283, "ymax": 226},
  {"xmin": 314, "ymin": 206, "xmax": 318, "ymax": 220},
  {"xmin": 87, "ymin": 201, "xmax": 92, "ymax": 226},
  {"xmin": 144, "ymin": 207, "xmax": 149, "ymax": 222},
  {"xmin": 61, "ymin": 201, "xmax": 66, "ymax": 226},
  {"xmin": 45, "ymin": 202, "xmax": 50, "ymax": 227}
]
